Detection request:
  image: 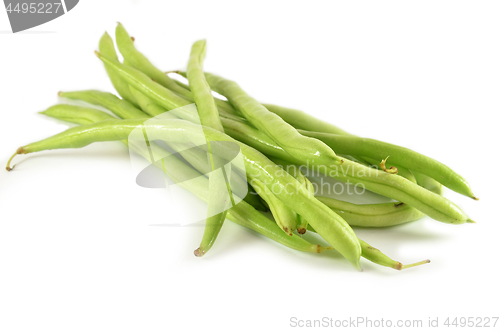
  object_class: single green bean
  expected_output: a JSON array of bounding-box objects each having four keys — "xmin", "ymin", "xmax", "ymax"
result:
[
  {"xmin": 187, "ymin": 39, "xmax": 224, "ymax": 132},
  {"xmin": 98, "ymin": 32, "xmax": 140, "ymax": 108},
  {"xmin": 187, "ymin": 39, "xmax": 229, "ymax": 256},
  {"xmin": 40, "ymin": 104, "xmax": 117, "ymax": 123}
]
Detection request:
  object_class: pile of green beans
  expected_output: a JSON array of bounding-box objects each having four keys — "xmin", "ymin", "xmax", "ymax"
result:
[{"xmin": 6, "ymin": 23, "xmax": 477, "ymax": 271}]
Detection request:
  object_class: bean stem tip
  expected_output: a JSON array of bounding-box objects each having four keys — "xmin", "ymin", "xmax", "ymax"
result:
[
  {"xmin": 401, "ymin": 259, "xmax": 431, "ymax": 270},
  {"xmin": 380, "ymin": 156, "xmax": 398, "ymax": 174},
  {"xmin": 6, "ymin": 151, "xmax": 18, "ymax": 171}
]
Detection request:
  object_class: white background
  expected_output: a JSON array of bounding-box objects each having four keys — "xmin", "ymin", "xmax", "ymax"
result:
[{"xmin": 0, "ymin": 1, "xmax": 498, "ymax": 330}]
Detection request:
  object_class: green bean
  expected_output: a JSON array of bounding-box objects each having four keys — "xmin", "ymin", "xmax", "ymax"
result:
[
  {"xmin": 187, "ymin": 40, "xmax": 224, "ymax": 132},
  {"xmin": 250, "ymin": 179, "xmax": 297, "ymax": 235},
  {"xmin": 40, "ymin": 104, "xmax": 117, "ymax": 124},
  {"xmin": 212, "ymin": 116, "xmax": 472, "ymax": 225},
  {"xmin": 59, "ymin": 90, "xmax": 147, "ymax": 120},
  {"xmin": 187, "ymin": 40, "xmax": 232, "ymax": 256},
  {"xmin": 7, "ymin": 119, "xmax": 362, "ymax": 270},
  {"xmin": 98, "ymin": 32, "xmax": 140, "ymax": 108},
  {"xmin": 204, "ymin": 73, "xmax": 343, "ymax": 166}
]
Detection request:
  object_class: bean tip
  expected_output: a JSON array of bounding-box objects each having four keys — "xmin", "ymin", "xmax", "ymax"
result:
[
  {"xmin": 94, "ymin": 50, "xmax": 101, "ymax": 58},
  {"xmin": 193, "ymin": 248, "xmax": 205, "ymax": 257},
  {"xmin": 297, "ymin": 227, "xmax": 306, "ymax": 235},
  {"xmin": 57, "ymin": 91, "xmax": 63, "ymax": 97},
  {"xmin": 467, "ymin": 219, "xmax": 476, "ymax": 224},
  {"xmin": 472, "ymin": 196, "xmax": 479, "ymax": 201},
  {"xmin": 6, "ymin": 149, "xmax": 20, "ymax": 172}
]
